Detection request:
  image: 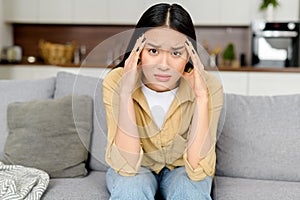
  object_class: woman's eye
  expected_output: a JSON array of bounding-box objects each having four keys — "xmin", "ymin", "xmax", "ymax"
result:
[
  {"xmin": 172, "ymin": 51, "xmax": 182, "ymax": 57},
  {"xmin": 148, "ymin": 49, "xmax": 158, "ymax": 55}
]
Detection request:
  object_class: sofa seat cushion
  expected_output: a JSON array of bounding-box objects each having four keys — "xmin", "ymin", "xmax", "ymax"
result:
[
  {"xmin": 42, "ymin": 171, "xmax": 109, "ymax": 200},
  {"xmin": 54, "ymin": 71, "xmax": 108, "ymax": 171},
  {"xmin": 216, "ymin": 93, "xmax": 300, "ymax": 182},
  {"xmin": 0, "ymin": 78, "xmax": 55, "ymax": 160},
  {"xmin": 213, "ymin": 176, "xmax": 300, "ymax": 200}
]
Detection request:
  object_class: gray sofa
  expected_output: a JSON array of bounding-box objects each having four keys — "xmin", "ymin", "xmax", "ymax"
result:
[
  {"xmin": 0, "ymin": 71, "xmax": 299, "ymax": 200},
  {"xmin": 214, "ymin": 93, "xmax": 300, "ymax": 200}
]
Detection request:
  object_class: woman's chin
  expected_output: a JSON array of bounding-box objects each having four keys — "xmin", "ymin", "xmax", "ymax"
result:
[{"xmin": 145, "ymin": 83, "xmax": 177, "ymax": 92}]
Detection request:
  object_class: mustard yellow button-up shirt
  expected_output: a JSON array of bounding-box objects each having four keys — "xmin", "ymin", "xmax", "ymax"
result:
[{"xmin": 103, "ymin": 67, "xmax": 223, "ymax": 181}]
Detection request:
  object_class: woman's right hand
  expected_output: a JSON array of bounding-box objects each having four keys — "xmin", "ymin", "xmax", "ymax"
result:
[{"xmin": 120, "ymin": 35, "xmax": 146, "ymax": 94}]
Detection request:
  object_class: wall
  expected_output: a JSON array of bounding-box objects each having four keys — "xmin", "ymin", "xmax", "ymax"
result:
[
  {"xmin": 13, "ymin": 24, "xmax": 250, "ymax": 67},
  {"xmin": 13, "ymin": 24, "xmax": 133, "ymax": 57},
  {"xmin": 195, "ymin": 26, "xmax": 250, "ymax": 66},
  {"xmin": 13, "ymin": 24, "xmax": 135, "ymax": 66},
  {"xmin": 0, "ymin": 0, "xmax": 13, "ymax": 50}
]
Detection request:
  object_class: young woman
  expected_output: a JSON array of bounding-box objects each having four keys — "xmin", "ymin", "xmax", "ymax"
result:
[{"xmin": 103, "ymin": 3, "xmax": 223, "ymax": 200}]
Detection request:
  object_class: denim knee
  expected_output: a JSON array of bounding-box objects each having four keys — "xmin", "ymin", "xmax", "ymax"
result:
[
  {"xmin": 106, "ymin": 168, "xmax": 157, "ymax": 200},
  {"xmin": 161, "ymin": 167, "xmax": 212, "ymax": 200}
]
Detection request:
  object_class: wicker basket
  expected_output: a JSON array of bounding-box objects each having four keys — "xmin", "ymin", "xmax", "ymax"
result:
[{"xmin": 39, "ymin": 39, "xmax": 77, "ymax": 65}]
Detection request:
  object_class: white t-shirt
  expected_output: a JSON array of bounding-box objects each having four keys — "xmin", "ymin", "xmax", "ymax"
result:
[{"xmin": 141, "ymin": 83, "xmax": 178, "ymax": 129}]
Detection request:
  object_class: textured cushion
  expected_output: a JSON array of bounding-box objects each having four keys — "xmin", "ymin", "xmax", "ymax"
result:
[
  {"xmin": 216, "ymin": 94, "xmax": 300, "ymax": 181},
  {"xmin": 0, "ymin": 78, "xmax": 55, "ymax": 160},
  {"xmin": 3, "ymin": 95, "xmax": 93, "ymax": 178},
  {"xmin": 54, "ymin": 71, "xmax": 108, "ymax": 171},
  {"xmin": 43, "ymin": 171, "xmax": 109, "ymax": 200},
  {"xmin": 213, "ymin": 176, "xmax": 300, "ymax": 200}
]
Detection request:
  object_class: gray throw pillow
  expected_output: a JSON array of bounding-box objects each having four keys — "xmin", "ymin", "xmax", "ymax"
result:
[
  {"xmin": 0, "ymin": 77, "xmax": 55, "ymax": 160},
  {"xmin": 54, "ymin": 71, "xmax": 108, "ymax": 171},
  {"xmin": 216, "ymin": 93, "xmax": 300, "ymax": 182},
  {"xmin": 3, "ymin": 95, "xmax": 93, "ymax": 178}
]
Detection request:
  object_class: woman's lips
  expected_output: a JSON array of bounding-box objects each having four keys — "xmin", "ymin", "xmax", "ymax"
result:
[{"xmin": 154, "ymin": 74, "xmax": 171, "ymax": 82}]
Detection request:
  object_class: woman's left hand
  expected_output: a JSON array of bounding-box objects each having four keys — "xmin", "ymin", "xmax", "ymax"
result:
[{"xmin": 183, "ymin": 40, "xmax": 208, "ymax": 100}]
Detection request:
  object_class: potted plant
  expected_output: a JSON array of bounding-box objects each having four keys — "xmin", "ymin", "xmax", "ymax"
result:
[
  {"xmin": 259, "ymin": 0, "xmax": 279, "ymax": 11},
  {"xmin": 259, "ymin": 0, "xmax": 279, "ymax": 21},
  {"xmin": 222, "ymin": 43, "xmax": 236, "ymax": 67}
]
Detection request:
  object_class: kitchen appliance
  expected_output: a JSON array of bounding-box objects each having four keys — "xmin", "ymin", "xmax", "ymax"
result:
[
  {"xmin": 251, "ymin": 20, "xmax": 300, "ymax": 68},
  {"xmin": 0, "ymin": 46, "xmax": 23, "ymax": 63}
]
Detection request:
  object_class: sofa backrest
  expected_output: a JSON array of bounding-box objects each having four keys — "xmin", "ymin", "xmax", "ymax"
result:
[
  {"xmin": 216, "ymin": 93, "xmax": 300, "ymax": 182},
  {"xmin": 0, "ymin": 78, "xmax": 55, "ymax": 160},
  {"xmin": 54, "ymin": 71, "xmax": 108, "ymax": 171}
]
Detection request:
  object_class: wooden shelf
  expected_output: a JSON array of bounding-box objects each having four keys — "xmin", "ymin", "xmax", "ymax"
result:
[
  {"xmin": 2, "ymin": 63, "xmax": 300, "ymax": 73},
  {"xmin": 206, "ymin": 66, "xmax": 300, "ymax": 73}
]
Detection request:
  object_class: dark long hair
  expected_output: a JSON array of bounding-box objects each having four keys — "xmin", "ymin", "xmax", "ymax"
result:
[{"xmin": 115, "ymin": 3, "xmax": 196, "ymax": 71}]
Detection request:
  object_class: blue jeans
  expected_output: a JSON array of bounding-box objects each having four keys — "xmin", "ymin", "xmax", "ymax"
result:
[{"xmin": 106, "ymin": 167, "xmax": 212, "ymax": 200}]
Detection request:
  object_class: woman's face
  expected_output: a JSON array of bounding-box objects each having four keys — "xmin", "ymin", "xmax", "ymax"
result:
[{"xmin": 140, "ymin": 27, "xmax": 189, "ymax": 92}]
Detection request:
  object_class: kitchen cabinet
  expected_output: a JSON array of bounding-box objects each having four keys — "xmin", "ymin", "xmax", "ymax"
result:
[
  {"xmin": 184, "ymin": 0, "xmax": 220, "ymax": 25},
  {"xmin": 219, "ymin": 0, "xmax": 251, "ymax": 25},
  {"xmin": 191, "ymin": 0, "xmax": 299, "ymax": 25},
  {"xmin": 248, "ymin": 72, "xmax": 300, "ymax": 95},
  {"xmin": 38, "ymin": 0, "xmax": 73, "ymax": 23},
  {"xmin": 250, "ymin": 0, "xmax": 299, "ymax": 22},
  {"xmin": 105, "ymin": 0, "xmax": 298, "ymax": 25},
  {"xmin": 107, "ymin": 0, "xmax": 142, "ymax": 24},
  {"xmin": 3, "ymin": 0, "xmax": 299, "ymax": 25},
  {"xmin": 0, "ymin": 65, "xmax": 110, "ymax": 80},
  {"xmin": 1, "ymin": 66, "xmax": 300, "ymax": 96},
  {"xmin": 183, "ymin": 0, "xmax": 251, "ymax": 26},
  {"xmin": 3, "ymin": 0, "xmax": 73, "ymax": 24},
  {"xmin": 272, "ymin": 0, "xmax": 299, "ymax": 21},
  {"xmin": 211, "ymin": 71, "xmax": 249, "ymax": 95},
  {"xmin": 3, "ymin": 0, "xmax": 38, "ymax": 23},
  {"xmin": 212, "ymin": 71, "xmax": 300, "ymax": 96},
  {"xmin": 73, "ymin": 0, "xmax": 109, "ymax": 24}
]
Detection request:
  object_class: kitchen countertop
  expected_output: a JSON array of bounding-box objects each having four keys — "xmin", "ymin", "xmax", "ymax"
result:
[
  {"xmin": 210, "ymin": 66, "xmax": 300, "ymax": 73},
  {"xmin": 2, "ymin": 63, "xmax": 300, "ymax": 73}
]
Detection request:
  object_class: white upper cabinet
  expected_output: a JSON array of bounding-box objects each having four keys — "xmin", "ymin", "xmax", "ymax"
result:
[
  {"xmin": 107, "ymin": 0, "xmax": 142, "ymax": 24},
  {"xmin": 219, "ymin": 0, "xmax": 251, "ymax": 25},
  {"xmin": 4, "ymin": 0, "xmax": 38, "ymax": 23},
  {"xmin": 272, "ymin": 0, "xmax": 299, "ymax": 21},
  {"xmin": 250, "ymin": 0, "xmax": 299, "ymax": 22},
  {"xmin": 73, "ymin": 0, "xmax": 109, "ymax": 24},
  {"xmin": 184, "ymin": 0, "xmax": 221, "ymax": 25},
  {"xmin": 38, "ymin": 0, "xmax": 73, "ymax": 23},
  {"xmin": 3, "ymin": 0, "xmax": 300, "ymax": 25}
]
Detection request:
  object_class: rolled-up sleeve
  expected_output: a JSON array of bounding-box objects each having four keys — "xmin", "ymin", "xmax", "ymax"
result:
[
  {"xmin": 183, "ymin": 147, "xmax": 216, "ymax": 181},
  {"xmin": 102, "ymin": 68, "xmax": 143, "ymax": 176},
  {"xmin": 106, "ymin": 143, "xmax": 143, "ymax": 176},
  {"xmin": 184, "ymin": 72, "xmax": 224, "ymax": 181}
]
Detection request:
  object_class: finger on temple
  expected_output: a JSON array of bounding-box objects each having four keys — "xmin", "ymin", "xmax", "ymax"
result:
[{"xmin": 185, "ymin": 40, "xmax": 205, "ymax": 71}]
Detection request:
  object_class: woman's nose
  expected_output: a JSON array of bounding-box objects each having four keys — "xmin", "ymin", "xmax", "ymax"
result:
[{"xmin": 158, "ymin": 52, "xmax": 169, "ymax": 70}]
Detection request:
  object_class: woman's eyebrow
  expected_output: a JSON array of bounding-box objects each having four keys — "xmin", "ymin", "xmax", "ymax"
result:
[
  {"xmin": 145, "ymin": 42, "xmax": 184, "ymax": 50},
  {"xmin": 171, "ymin": 46, "xmax": 184, "ymax": 50},
  {"xmin": 145, "ymin": 43, "xmax": 161, "ymax": 48}
]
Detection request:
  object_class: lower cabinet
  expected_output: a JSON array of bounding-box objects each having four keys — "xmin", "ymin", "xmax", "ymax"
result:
[
  {"xmin": 1, "ymin": 65, "xmax": 300, "ymax": 96},
  {"xmin": 0, "ymin": 65, "xmax": 110, "ymax": 80},
  {"xmin": 248, "ymin": 72, "xmax": 300, "ymax": 95},
  {"xmin": 212, "ymin": 71, "xmax": 300, "ymax": 95},
  {"xmin": 211, "ymin": 71, "xmax": 249, "ymax": 95}
]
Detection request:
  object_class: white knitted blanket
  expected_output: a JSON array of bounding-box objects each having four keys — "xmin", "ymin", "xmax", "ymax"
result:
[{"xmin": 0, "ymin": 161, "xmax": 49, "ymax": 200}]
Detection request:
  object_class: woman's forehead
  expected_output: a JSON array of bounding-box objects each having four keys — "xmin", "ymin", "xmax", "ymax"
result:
[{"xmin": 144, "ymin": 27, "xmax": 187, "ymax": 47}]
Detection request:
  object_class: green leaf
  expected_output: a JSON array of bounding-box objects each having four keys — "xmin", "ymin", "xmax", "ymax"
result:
[{"xmin": 259, "ymin": 0, "xmax": 279, "ymax": 11}]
